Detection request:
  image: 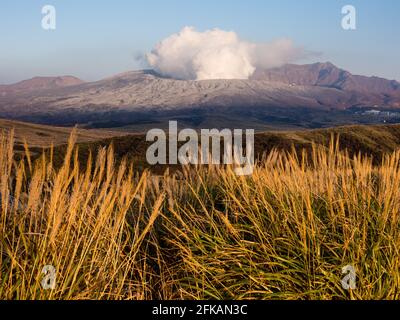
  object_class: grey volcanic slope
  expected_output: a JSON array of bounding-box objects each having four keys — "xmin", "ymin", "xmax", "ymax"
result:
[{"xmin": 1, "ymin": 63, "xmax": 400, "ymax": 129}]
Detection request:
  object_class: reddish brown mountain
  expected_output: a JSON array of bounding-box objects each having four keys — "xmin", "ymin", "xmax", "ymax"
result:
[
  {"xmin": 0, "ymin": 76, "xmax": 84, "ymax": 96},
  {"xmin": 252, "ymin": 62, "xmax": 400, "ymax": 96}
]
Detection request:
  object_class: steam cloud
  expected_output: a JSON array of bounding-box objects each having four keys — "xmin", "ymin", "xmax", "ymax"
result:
[{"xmin": 146, "ymin": 27, "xmax": 306, "ymax": 80}]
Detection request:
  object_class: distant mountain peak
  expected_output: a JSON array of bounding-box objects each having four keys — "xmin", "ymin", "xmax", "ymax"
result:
[
  {"xmin": 315, "ymin": 61, "xmax": 337, "ymax": 68},
  {"xmin": 251, "ymin": 63, "xmax": 399, "ymax": 95},
  {"xmin": 0, "ymin": 76, "xmax": 84, "ymax": 95},
  {"xmin": 15, "ymin": 75, "xmax": 83, "ymax": 85}
]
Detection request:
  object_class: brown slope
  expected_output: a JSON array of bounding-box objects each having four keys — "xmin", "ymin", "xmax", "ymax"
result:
[
  {"xmin": 0, "ymin": 118, "xmax": 128, "ymax": 149},
  {"xmin": 255, "ymin": 123, "xmax": 400, "ymax": 162},
  {"xmin": 46, "ymin": 123, "xmax": 400, "ymax": 174}
]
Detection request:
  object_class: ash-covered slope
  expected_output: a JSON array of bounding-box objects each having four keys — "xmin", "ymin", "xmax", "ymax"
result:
[{"xmin": 0, "ymin": 63, "xmax": 399, "ymax": 129}]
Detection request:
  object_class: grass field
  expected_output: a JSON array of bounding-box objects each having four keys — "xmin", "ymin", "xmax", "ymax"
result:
[
  {"xmin": 0, "ymin": 118, "xmax": 128, "ymax": 157},
  {"xmin": 0, "ymin": 129, "xmax": 399, "ymax": 300}
]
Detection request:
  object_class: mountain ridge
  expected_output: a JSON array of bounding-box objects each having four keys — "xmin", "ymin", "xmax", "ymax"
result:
[
  {"xmin": 251, "ymin": 62, "xmax": 400, "ymax": 95},
  {"xmin": 1, "ymin": 62, "xmax": 400, "ymax": 129},
  {"xmin": 0, "ymin": 76, "xmax": 84, "ymax": 96}
]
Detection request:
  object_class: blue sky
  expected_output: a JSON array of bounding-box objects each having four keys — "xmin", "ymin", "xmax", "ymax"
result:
[{"xmin": 0, "ymin": 0, "xmax": 399, "ymax": 83}]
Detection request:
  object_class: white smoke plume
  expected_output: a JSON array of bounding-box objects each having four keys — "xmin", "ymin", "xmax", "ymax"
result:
[{"xmin": 146, "ymin": 27, "xmax": 306, "ymax": 80}]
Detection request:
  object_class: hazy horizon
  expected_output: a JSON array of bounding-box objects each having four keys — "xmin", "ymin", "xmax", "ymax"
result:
[{"xmin": 2, "ymin": 60, "xmax": 398, "ymax": 86}]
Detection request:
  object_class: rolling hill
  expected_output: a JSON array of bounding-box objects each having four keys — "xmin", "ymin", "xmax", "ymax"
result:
[
  {"xmin": 0, "ymin": 119, "xmax": 128, "ymax": 154},
  {"xmin": 43, "ymin": 123, "xmax": 400, "ymax": 173},
  {"xmin": 1, "ymin": 118, "xmax": 399, "ymax": 174}
]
